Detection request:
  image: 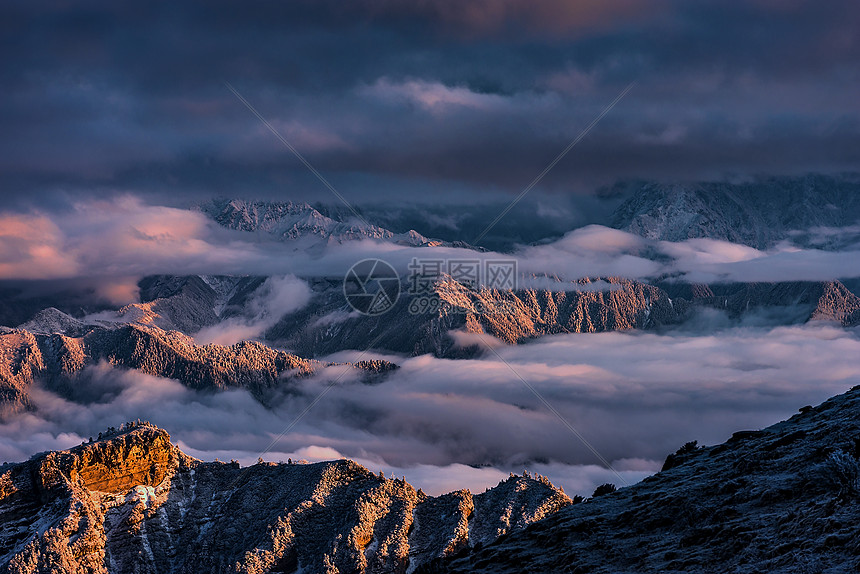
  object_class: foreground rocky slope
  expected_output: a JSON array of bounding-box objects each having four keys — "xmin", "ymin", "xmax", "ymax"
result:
[
  {"xmin": 0, "ymin": 324, "xmax": 395, "ymax": 415},
  {"xmin": 0, "ymin": 423, "xmax": 570, "ymax": 573},
  {"xmin": 420, "ymin": 385, "xmax": 860, "ymax": 573}
]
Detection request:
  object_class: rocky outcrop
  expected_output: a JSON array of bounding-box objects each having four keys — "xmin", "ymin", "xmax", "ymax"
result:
[
  {"xmin": 0, "ymin": 324, "xmax": 397, "ymax": 414},
  {"xmin": 0, "ymin": 330, "xmax": 45, "ymax": 415},
  {"xmin": 0, "ymin": 424, "xmax": 186, "ymax": 574},
  {"xmin": 0, "ymin": 424, "xmax": 570, "ymax": 573},
  {"xmin": 420, "ymin": 386, "xmax": 860, "ymax": 573}
]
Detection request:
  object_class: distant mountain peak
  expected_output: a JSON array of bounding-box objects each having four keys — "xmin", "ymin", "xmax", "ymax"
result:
[
  {"xmin": 611, "ymin": 174, "xmax": 860, "ymax": 249},
  {"xmin": 199, "ymin": 197, "xmax": 433, "ymax": 246}
]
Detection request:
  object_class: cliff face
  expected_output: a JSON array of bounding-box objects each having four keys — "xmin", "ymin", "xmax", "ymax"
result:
[
  {"xmin": 0, "ymin": 424, "xmax": 570, "ymax": 574},
  {"xmin": 420, "ymin": 386, "xmax": 860, "ymax": 574},
  {"xmin": 0, "ymin": 425, "xmax": 185, "ymax": 574},
  {"xmin": 268, "ymin": 277, "xmax": 688, "ymax": 358},
  {"xmin": 268, "ymin": 276, "xmax": 860, "ymax": 358}
]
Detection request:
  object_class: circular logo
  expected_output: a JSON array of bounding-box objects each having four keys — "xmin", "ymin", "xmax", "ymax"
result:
[{"xmin": 343, "ymin": 259, "xmax": 401, "ymax": 316}]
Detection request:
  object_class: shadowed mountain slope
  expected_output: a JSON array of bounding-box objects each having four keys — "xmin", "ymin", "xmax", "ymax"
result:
[
  {"xmin": 611, "ymin": 174, "xmax": 860, "ymax": 249},
  {"xmin": 419, "ymin": 385, "xmax": 860, "ymax": 573}
]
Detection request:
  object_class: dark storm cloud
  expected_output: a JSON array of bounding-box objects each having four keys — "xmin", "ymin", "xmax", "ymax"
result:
[{"xmin": 1, "ymin": 0, "xmax": 858, "ymax": 206}]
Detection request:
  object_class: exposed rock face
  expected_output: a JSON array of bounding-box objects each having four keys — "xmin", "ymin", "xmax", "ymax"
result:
[
  {"xmin": 610, "ymin": 174, "xmax": 860, "ymax": 249},
  {"xmin": 0, "ymin": 324, "xmax": 396, "ymax": 415},
  {"xmin": 0, "ymin": 424, "xmax": 570, "ymax": 573},
  {"xmin": 810, "ymin": 281, "xmax": 860, "ymax": 326},
  {"xmin": 419, "ymin": 386, "xmax": 860, "ymax": 574},
  {"xmin": 268, "ymin": 277, "xmax": 688, "ymax": 358},
  {"xmin": 0, "ymin": 424, "xmax": 183, "ymax": 574},
  {"xmin": 268, "ymin": 276, "xmax": 860, "ymax": 357}
]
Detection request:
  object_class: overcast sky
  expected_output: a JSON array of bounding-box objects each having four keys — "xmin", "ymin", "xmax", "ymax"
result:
[{"xmin": 2, "ymin": 0, "xmax": 858, "ymax": 209}]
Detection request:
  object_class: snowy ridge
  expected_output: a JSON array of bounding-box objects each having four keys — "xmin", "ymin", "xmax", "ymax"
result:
[
  {"xmin": 611, "ymin": 174, "xmax": 860, "ymax": 249},
  {"xmin": 201, "ymin": 198, "xmax": 433, "ymax": 246},
  {"xmin": 0, "ymin": 323, "xmax": 398, "ymax": 414}
]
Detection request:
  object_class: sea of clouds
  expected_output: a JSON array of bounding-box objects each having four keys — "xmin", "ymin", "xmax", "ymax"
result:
[
  {"xmin": 2, "ymin": 196, "xmax": 860, "ymax": 495},
  {"xmin": 2, "ymin": 322, "xmax": 858, "ymax": 497}
]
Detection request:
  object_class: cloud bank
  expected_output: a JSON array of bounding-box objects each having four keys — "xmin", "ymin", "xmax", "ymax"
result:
[
  {"xmin": 195, "ymin": 275, "xmax": 312, "ymax": 345},
  {"xmin": 2, "ymin": 323, "xmax": 858, "ymax": 497},
  {"xmin": 2, "ymin": 199, "xmax": 859, "ymax": 309}
]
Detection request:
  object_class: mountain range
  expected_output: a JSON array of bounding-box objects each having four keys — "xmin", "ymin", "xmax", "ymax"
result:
[
  {"xmin": 269, "ymin": 276, "xmax": 860, "ymax": 357},
  {"xmin": 610, "ymin": 174, "xmax": 860, "ymax": 249},
  {"xmin": 2, "ymin": 274, "xmax": 857, "ymax": 419},
  {"xmin": 200, "ymin": 198, "xmax": 480, "ymax": 251},
  {"xmin": 3, "ymin": 175, "xmax": 860, "ymax": 572}
]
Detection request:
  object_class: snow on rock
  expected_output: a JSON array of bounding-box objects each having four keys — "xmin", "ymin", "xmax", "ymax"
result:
[{"xmin": 610, "ymin": 174, "xmax": 860, "ymax": 249}]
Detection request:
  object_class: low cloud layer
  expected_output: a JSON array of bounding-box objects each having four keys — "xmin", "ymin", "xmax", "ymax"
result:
[
  {"xmin": 2, "ymin": 323, "xmax": 858, "ymax": 497},
  {"xmin": 195, "ymin": 275, "xmax": 312, "ymax": 345}
]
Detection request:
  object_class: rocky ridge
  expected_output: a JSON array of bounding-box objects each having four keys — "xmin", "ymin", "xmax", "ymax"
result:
[
  {"xmin": 12, "ymin": 275, "xmax": 266, "ymax": 339},
  {"xmin": 268, "ymin": 276, "xmax": 860, "ymax": 358},
  {"xmin": 0, "ymin": 423, "xmax": 570, "ymax": 573},
  {"xmin": 0, "ymin": 324, "xmax": 396, "ymax": 416},
  {"xmin": 268, "ymin": 276, "xmax": 689, "ymax": 358},
  {"xmin": 201, "ymin": 199, "xmax": 433, "ymax": 247}
]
